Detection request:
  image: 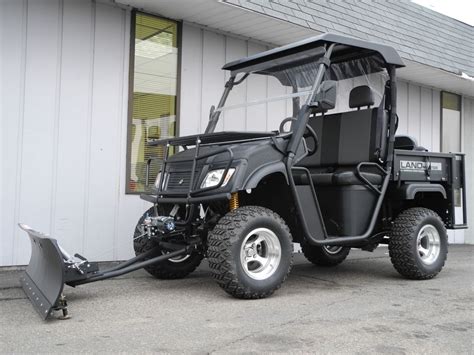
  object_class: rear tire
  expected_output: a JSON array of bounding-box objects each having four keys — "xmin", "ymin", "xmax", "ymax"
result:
[
  {"xmin": 133, "ymin": 207, "xmax": 203, "ymax": 279},
  {"xmin": 389, "ymin": 207, "xmax": 448, "ymax": 280},
  {"xmin": 208, "ymin": 206, "xmax": 293, "ymax": 299},
  {"xmin": 301, "ymin": 244, "xmax": 350, "ymax": 266}
]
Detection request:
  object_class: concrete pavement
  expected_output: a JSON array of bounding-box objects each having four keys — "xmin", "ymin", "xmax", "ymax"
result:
[{"xmin": 0, "ymin": 245, "xmax": 472, "ymax": 354}]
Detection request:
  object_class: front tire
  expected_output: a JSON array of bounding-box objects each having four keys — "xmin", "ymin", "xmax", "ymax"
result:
[
  {"xmin": 301, "ymin": 244, "xmax": 350, "ymax": 266},
  {"xmin": 208, "ymin": 206, "xmax": 293, "ymax": 299},
  {"xmin": 133, "ymin": 207, "xmax": 203, "ymax": 279},
  {"xmin": 389, "ymin": 207, "xmax": 448, "ymax": 280}
]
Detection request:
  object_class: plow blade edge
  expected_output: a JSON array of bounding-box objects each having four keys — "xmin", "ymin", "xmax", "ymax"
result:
[{"xmin": 19, "ymin": 224, "xmax": 67, "ymax": 320}]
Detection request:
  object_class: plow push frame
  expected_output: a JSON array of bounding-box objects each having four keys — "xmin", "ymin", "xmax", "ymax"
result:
[{"xmin": 18, "ymin": 224, "xmax": 191, "ymax": 320}]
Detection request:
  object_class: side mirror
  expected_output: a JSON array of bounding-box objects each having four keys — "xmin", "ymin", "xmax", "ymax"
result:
[{"xmin": 310, "ymin": 80, "xmax": 336, "ymax": 112}]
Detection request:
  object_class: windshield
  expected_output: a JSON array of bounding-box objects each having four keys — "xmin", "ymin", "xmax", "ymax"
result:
[{"xmin": 212, "ymin": 54, "xmax": 388, "ymax": 132}]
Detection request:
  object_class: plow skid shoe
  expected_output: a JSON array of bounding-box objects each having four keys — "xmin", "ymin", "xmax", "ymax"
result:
[{"xmin": 19, "ymin": 224, "xmax": 67, "ymax": 319}]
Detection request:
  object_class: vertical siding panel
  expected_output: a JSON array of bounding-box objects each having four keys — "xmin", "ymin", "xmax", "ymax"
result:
[
  {"xmin": 0, "ymin": 0, "xmax": 27, "ymax": 266},
  {"xmin": 16, "ymin": 0, "xmax": 61, "ymax": 264},
  {"xmin": 52, "ymin": 0, "xmax": 93, "ymax": 254},
  {"xmin": 463, "ymin": 98, "xmax": 474, "ymax": 244},
  {"xmin": 84, "ymin": 3, "xmax": 125, "ymax": 260},
  {"xmin": 180, "ymin": 24, "xmax": 203, "ymax": 136},
  {"xmin": 246, "ymin": 42, "xmax": 267, "ymax": 131},
  {"xmin": 49, "ymin": 0, "xmax": 64, "ymax": 239},
  {"xmin": 397, "ymin": 81, "xmax": 409, "ymax": 135},
  {"xmin": 431, "ymin": 89, "xmax": 441, "ymax": 152},
  {"xmin": 222, "ymin": 36, "xmax": 247, "ymax": 131},
  {"xmin": 267, "ymin": 75, "xmax": 287, "ymax": 131},
  {"xmin": 407, "ymin": 83, "xmax": 421, "ymax": 143},
  {"xmin": 200, "ymin": 31, "xmax": 225, "ymax": 133},
  {"xmin": 420, "ymin": 87, "xmax": 432, "ymax": 150},
  {"xmin": 51, "ymin": 0, "xmax": 92, "ymax": 253}
]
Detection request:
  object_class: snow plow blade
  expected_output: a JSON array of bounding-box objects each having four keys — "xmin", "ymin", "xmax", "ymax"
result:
[
  {"xmin": 18, "ymin": 223, "xmax": 190, "ymax": 320},
  {"xmin": 18, "ymin": 224, "xmax": 98, "ymax": 319}
]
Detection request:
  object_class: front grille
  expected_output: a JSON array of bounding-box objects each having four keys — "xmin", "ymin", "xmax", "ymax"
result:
[{"xmin": 166, "ymin": 171, "xmax": 196, "ymax": 191}]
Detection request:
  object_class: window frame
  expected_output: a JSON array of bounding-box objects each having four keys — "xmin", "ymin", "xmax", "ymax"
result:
[{"xmin": 126, "ymin": 10, "xmax": 182, "ymax": 194}]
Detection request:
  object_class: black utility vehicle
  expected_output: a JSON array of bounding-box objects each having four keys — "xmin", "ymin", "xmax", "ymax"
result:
[{"xmin": 20, "ymin": 34, "xmax": 467, "ymax": 319}]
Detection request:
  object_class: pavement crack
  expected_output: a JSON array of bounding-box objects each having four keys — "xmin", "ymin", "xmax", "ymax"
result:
[
  {"xmin": 0, "ymin": 297, "xmax": 27, "ymax": 302},
  {"xmin": 208, "ymin": 331, "xmax": 257, "ymax": 354},
  {"xmin": 291, "ymin": 273, "xmax": 340, "ymax": 285}
]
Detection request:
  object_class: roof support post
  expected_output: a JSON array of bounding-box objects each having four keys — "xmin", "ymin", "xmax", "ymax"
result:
[
  {"xmin": 385, "ymin": 65, "xmax": 397, "ymax": 170},
  {"xmin": 205, "ymin": 76, "xmax": 235, "ymax": 134}
]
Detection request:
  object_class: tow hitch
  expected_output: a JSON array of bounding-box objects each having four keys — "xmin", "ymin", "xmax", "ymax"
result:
[{"xmin": 18, "ymin": 223, "xmax": 191, "ymax": 320}]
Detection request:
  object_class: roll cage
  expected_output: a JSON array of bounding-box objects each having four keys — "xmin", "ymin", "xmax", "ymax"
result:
[{"xmin": 207, "ymin": 33, "xmax": 404, "ymax": 167}]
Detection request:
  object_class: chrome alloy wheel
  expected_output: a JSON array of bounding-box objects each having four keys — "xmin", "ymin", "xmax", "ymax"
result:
[
  {"xmin": 323, "ymin": 246, "xmax": 344, "ymax": 255},
  {"xmin": 416, "ymin": 224, "xmax": 441, "ymax": 265},
  {"xmin": 240, "ymin": 228, "xmax": 281, "ymax": 280},
  {"xmin": 161, "ymin": 251, "xmax": 191, "ymax": 263}
]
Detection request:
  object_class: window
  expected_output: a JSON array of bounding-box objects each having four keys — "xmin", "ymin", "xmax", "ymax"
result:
[
  {"xmin": 440, "ymin": 92, "xmax": 464, "ymax": 243},
  {"xmin": 441, "ymin": 92, "xmax": 461, "ymax": 153},
  {"xmin": 127, "ymin": 12, "xmax": 179, "ymax": 193}
]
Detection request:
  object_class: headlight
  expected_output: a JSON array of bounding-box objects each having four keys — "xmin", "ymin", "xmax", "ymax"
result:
[{"xmin": 201, "ymin": 168, "xmax": 235, "ymax": 188}]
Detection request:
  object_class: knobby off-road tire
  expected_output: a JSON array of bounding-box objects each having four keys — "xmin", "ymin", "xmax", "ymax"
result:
[
  {"xmin": 389, "ymin": 207, "xmax": 448, "ymax": 280},
  {"xmin": 133, "ymin": 207, "xmax": 203, "ymax": 279},
  {"xmin": 208, "ymin": 206, "xmax": 293, "ymax": 299},
  {"xmin": 301, "ymin": 244, "xmax": 350, "ymax": 266}
]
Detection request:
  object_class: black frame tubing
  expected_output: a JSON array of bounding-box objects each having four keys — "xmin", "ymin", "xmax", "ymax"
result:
[
  {"xmin": 69, "ymin": 248, "xmax": 188, "ymax": 286},
  {"xmin": 146, "ymin": 137, "xmax": 235, "ymax": 198},
  {"xmin": 286, "ymin": 59, "xmax": 398, "ymax": 247}
]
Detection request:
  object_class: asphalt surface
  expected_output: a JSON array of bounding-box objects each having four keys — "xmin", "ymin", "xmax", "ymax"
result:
[{"xmin": 0, "ymin": 245, "xmax": 472, "ymax": 354}]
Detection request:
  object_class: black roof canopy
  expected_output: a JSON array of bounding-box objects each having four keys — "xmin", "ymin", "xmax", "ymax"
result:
[{"xmin": 222, "ymin": 33, "xmax": 405, "ymax": 74}]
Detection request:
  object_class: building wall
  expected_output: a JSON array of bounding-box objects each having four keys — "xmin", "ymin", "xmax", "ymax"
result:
[
  {"xmin": 0, "ymin": 0, "xmax": 152, "ymax": 266},
  {"xmin": 179, "ymin": 23, "xmax": 293, "ymax": 135},
  {"xmin": 1, "ymin": 1, "xmax": 472, "ymax": 266},
  {"xmin": 462, "ymin": 97, "xmax": 474, "ymax": 244}
]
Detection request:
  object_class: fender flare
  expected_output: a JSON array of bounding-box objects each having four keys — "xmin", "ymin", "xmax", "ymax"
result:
[
  {"xmin": 399, "ymin": 183, "xmax": 447, "ymax": 200},
  {"xmin": 243, "ymin": 161, "xmax": 288, "ymax": 190}
]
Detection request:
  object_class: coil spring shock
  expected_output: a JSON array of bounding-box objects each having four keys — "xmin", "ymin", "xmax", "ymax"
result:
[{"xmin": 229, "ymin": 192, "xmax": 239, "ymax": 211}]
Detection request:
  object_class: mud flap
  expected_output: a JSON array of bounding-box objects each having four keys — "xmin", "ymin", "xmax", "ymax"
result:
[{"xmin": 19, "ymin": 224, "xmax": 68, "ymax": 320}]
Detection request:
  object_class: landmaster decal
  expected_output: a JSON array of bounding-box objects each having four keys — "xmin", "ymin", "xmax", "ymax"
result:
[{"xmin": 400, "ymin": 160, "xmax": 442, "ymax": 172}]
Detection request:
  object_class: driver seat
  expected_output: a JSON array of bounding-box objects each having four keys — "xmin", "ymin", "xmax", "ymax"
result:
[{"xmin": 295, "ymin": 85, "xmax": 388, "ymax": 187}]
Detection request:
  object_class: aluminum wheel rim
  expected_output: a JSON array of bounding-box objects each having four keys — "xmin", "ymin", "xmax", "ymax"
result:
[
  {"xmin": 161, "ymin": 251, "xmax": 190, "ymax": 263},
  {"xmin": 324, "ymin": 246, "xmax": 343, "ymax": 255},
  {"xmin": 416, "ymin": 224, "xmax": 441, "ymax": 265},
  {"xmin": 240, "ymin": 228, "xmax": 281, "ymax": 280}
]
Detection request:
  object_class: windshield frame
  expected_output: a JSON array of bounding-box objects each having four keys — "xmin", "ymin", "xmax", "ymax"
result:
[{"xmin": 205, "ymin": 43, "xmax": 391, "ymax": 138}]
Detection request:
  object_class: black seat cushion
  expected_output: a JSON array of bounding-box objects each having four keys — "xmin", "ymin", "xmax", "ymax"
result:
[
  {"xmin": 332, "ymin": 171, "xmax": 382, "ymax": 186},
  {"xmin": 349, "ymin": 85, "xmax": 374, "ymax": 108},
  {"xmin": 300, "ymin": 106, "xmax": 388, "ymax": 168},
  {"xmin": 394, "ymin": 135, "xmax": 428, "ymax": 152},
  {"xmin": 293, "ymin": 170, "xmax": 382, "ymax": 186},
  {"xmin": 293, "ymin": 172, "xmax": 332, "ymax": 185}
]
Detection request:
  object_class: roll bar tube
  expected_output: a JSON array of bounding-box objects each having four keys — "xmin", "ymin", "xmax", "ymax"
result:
[{"xmin": 286, "ymin": 44, "xmax": 335, "ymax": 155}]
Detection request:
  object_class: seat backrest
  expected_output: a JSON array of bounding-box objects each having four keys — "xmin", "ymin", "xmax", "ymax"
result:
[{"xmin": 301, "ymin": 85, "xmax": 388, "ymax": 167}]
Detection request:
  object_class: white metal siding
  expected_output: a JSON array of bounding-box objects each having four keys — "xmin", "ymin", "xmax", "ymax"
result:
[
  {"xmin": 0, "ymin": 0, "xmax": 153, "ymax": 266},
  {"xmin": 462, "ymin": 97, "xmax": 474, "ymax": 244},
  {"xmin": 180, "ymin": 23, "xmax": 292, "ymax": 134},
  {"xmin": 1, "ymin": 4, "xmax": 473, "ymax": 266}
]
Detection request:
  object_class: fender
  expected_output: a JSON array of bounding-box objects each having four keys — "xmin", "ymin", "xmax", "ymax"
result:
[
  {"xmin": 243, "ymin": 161, "xmax": 288, "ymax": 189},
  {"xmin": 398, "ymin": 183, "xmax": 447, "ymax": 200}
]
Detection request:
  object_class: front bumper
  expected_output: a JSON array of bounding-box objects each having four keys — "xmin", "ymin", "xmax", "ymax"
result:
[{"xmin": 140, "ymin": 192, "xmax": 231, "ymax": 204}]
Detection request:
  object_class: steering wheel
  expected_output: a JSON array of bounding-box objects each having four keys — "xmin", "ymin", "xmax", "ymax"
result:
[{"xmin": 279, "ymin": 117, "xmax": 319, "ymax": 156}]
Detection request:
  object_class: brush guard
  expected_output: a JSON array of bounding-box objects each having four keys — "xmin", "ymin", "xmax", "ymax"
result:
[{"xmin": 18, "ymin": 224, "xmax": 190, "ymax": 320}]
